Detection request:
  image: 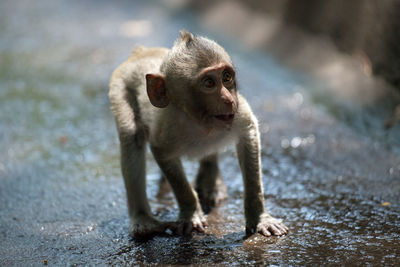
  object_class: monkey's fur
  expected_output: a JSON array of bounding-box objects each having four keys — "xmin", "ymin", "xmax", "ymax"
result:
[{"xmin": 109, "ymin": 31, "xmax": 288, "ymax": 237}]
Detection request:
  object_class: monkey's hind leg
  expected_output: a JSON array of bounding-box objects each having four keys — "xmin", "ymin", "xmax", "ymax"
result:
[
  {"xmin": 156, "ymin": 174, "xmax": 171, "ymax": 199},
  {"xmin": 119, "ymin": 131, "xmax": 170, "ymax": 238},
  {"xmin": 195, "ymin": 154, "xmax": 227, "ymax": 214}
]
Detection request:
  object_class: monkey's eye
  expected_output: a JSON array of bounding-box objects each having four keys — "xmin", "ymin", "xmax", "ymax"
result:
[
  {"xmin": 203, "ymin": 77, "xmax": 215, "ymax": 88},
  {"xmin": 222, "ymin": 71, "xmax": 233, "ymax": 83}
]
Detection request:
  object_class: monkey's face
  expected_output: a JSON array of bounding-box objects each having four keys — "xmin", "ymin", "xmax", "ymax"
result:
[{"xmin": 186, "ymin": 62, "xmax": 239, "ymax": 129}]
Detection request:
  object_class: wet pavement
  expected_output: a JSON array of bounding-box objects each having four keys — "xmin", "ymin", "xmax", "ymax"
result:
[{"xmin": 1, "ymin": 0, "xmax": 399, "ymax": 265}]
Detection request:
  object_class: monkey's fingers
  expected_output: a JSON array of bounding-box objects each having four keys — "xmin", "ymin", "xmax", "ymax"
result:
[
  {"xmin": 172, "ymin": 220, "xmax": 207, "ymax": 235},
  {"xmin": 246, "ymin": 216, "xmax": 289, "ymax": 237},
  {"xmin": 174, "ymin": 221, "xmax": 196, "ymax": 235},
  {"xmin": 264, "ymin": 221, "xmax": 288, "ymax": 236},
  {"xmin": 267, "ymin": 224, "xmax": 283, "ymax": 236},
  {"xmin": 259, "ymin": 226, "xmax": 272, "ymax": 237},
  {"xmin": 276, "ymin": 223, "xmax": 289, "ymax": 234},
  {"xmin": 193, "ymin": 221, "xmax": 206, "ymax": 233}
]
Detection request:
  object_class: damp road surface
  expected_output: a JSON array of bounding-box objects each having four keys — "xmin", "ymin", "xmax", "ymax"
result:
[{"xmin": 0, "ymin": 0, "xmax": 399, "ymax": 265}]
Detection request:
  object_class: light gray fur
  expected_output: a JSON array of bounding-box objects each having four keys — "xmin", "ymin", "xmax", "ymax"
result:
[{"xmin": 108, "ymin": 31, "xmax": 288, "ymax": 237}]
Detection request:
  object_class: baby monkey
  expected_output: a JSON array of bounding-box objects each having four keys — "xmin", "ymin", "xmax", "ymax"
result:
[{"xmin": 109, "ymin": 30, "xmax": 288, "ymax": 238}]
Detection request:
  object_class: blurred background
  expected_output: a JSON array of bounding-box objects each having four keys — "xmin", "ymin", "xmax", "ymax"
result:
[
  {"xmin": 0, "ymin": 0, "xmax": 399, "ymax": 265},
  {"xmin": 192, "ymin": 0, "xmax": 400, "ymax": 87}
]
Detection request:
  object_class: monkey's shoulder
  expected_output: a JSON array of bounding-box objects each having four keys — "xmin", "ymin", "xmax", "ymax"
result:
[{"xmin": 235, "ymin": 93, "xmax": 259, "ymax": 126}]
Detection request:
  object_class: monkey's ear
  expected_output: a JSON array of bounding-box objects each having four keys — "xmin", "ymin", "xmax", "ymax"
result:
[
  {"xmin": 179, "ymin": 29, "xmax": 194, "ymax": 43},
  {"xmin": 146, "ymin": 74, "xmax": 169, "ymax": 108}
]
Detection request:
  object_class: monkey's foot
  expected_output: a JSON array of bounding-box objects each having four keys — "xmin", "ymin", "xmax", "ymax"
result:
[
  {"xmin": 175, "ymin": 211, "xmax": 208, "ymax": 235},
  {"xmin": 130, "ymin": 216, "xmax": 172, "ymax": 239},
  {"xmin": 196, "ymin": 177, "xmax": 227, "ymax": 214},
  {"xmin": 246, "ymin": 213, "xmax": 289, "ymax": 237}
]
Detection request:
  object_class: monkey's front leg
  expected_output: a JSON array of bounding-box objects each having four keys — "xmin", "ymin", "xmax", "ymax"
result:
[
  {"xmin": 151, "ymin": 146, "xmax": 207, "ymax": 235},
  {"xmin": 120, "ymin": 133, "xmax": 171, "ymax": 238},
  {"xmin": 236, "ymin": 125, "xmax": 289, "ymax": 237}
]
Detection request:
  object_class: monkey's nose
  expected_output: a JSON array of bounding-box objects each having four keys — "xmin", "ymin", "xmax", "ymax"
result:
[
  {"xmin": 220, "ymin": 87, "xmax": 234, "ymax": 105},
  {"xmin": 223, "ymin": 98, "xmax": 233, "ymax": 105},
  {"xmin": 221, "ymin": 94, "xmax": 234, "ymax": 106}
]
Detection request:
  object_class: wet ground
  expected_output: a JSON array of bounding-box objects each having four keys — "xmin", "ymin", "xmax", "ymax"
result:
[{"xmin": 1, "ymin": 0, "xmax": 399, "ymax": 265}]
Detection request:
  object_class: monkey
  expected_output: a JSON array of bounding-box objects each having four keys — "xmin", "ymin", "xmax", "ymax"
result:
[{"xmin": 108, "ymin": 30, "xmax": 288, "ymax": 238}]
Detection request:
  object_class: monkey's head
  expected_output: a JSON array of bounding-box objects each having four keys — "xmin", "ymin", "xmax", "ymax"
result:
[{"xmin": 146, "ymin": 30, "xmax": 239, "ymax": 129}]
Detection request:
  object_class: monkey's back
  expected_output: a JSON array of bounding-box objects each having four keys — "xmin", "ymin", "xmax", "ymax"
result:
[
  {"xmin": 109, "ymin": 46, "xmax": 169, "ymax": 131},
  {"xmin": 110, "ymin": 46, "xmax": 169, "ymax": 92}
]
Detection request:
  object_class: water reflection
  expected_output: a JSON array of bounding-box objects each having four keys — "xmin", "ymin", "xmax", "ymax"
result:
[{"xmin": 281, "ymin": 134, "xmax": 315, "ymax": 149}]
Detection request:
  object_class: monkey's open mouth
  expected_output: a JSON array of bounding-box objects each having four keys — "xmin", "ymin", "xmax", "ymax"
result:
[{"xmin": 214, "ymin": 114, "xmax": 235, "ymax": 122}]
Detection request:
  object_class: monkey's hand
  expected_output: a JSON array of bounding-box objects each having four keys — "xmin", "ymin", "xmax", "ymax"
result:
[
  {"xmin": 131, "ymin": 215, "xmax": 173, "ymax": 239},
  {"xmin": 246, "ymin": 213, "xmax": 288, "ymax": 237},
  {"xmin": 175, "ymin": 209, "xmax": 208, "ymax": 235}
]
